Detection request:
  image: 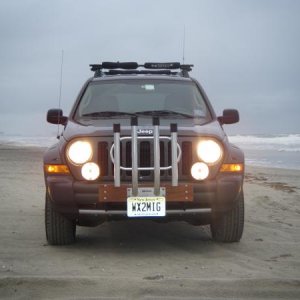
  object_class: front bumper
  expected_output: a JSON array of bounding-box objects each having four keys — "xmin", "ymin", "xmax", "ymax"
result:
[{"xmin": 46, "ymin": 172, "xmax": 243, "ymax": 220}]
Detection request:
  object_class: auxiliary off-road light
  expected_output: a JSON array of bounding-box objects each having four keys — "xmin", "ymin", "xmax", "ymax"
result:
[
  {"xmin": 197, "ymin": 140, "xmax": 223, "ymax": 164},
  {"xmin": 191, "ymin": 162, "xmax": 209, "ymax": 180},
  {"xmin": 67, "ymin": 140, "xmax": 92, "ymax": 165},
  {"xmin": 81, "ymin": 162, "xmax": 100, "ymax": 180}
]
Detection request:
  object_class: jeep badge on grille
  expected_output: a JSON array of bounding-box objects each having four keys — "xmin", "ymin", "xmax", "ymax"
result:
[{"xmin": 137, "ymin": 128, "xmax": 153, "ymax": 135}]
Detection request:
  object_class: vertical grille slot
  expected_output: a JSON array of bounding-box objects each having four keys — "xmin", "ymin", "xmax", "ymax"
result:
[
  {"xmin": 125, "ymin": 141, "xmax": 132, "ymax": 176},
  {"xmin": 181, "ymin": 141, "xmax": 192, "ymax": 175},
  {"xmin": 140, "ymin": 141, "xmax": 151, "ymax": 176},
  {"xmin": 160, "ymin": 141, "xmax": 165, "ymax": 176},
  {"xmin": 98, "ymin": 142, "xmax": 109, "ymax": 176}
]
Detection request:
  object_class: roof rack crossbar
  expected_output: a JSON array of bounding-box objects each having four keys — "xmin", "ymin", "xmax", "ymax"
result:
[{"xmin": 105, "ymin": 70, "xmax": 177, "ymax": 76}]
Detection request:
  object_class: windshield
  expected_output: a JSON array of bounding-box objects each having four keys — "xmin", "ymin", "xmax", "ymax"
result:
[{"xmin": 74, "ymin": 79, "xmax": 210, "ymax": 121}]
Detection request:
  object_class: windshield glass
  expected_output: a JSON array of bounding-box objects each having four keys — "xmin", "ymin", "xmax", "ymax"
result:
[{"xmin": 74, "ymin": 79, "xmax": 210, "ymax": 121}]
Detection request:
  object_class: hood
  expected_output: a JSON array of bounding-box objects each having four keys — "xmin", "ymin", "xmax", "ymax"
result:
[{"xmin": 63, "ymin": 118, "xmax": 226, "ymax": 142}]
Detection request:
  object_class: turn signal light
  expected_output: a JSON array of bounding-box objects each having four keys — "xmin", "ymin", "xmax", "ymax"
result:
[
  {"xmin": 220, "ymin": 163, "xmax": 244, "ymax": 172},
  {"xmin": 45, "ymin": 164, "xmax": 70, "ymax": 174}
]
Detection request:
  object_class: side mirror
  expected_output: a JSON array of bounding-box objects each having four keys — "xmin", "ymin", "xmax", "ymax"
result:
[
  {"xmin": 47, "ymin": 109, "xmax": 68, "ymax": 125},
  {"xmin": 218, "ymin": 109, "xmax": 239, "ymax": 125}
]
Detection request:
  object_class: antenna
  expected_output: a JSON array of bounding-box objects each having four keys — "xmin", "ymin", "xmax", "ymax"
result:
[
  {"xmin": 57, "ymin": 49, "xmax": 64, "ymax": 139},
  {"xmin": 182, "ymin": 25, "xmax": 186, "ymax": 64}
]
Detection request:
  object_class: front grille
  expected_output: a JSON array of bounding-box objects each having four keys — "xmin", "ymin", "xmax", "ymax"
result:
[{"xmin": 98, "ymin": 139, "xmax": 193, "ymax": 181}]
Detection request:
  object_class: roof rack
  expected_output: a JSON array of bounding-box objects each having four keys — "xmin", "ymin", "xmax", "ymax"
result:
[{"xmin": 89, "ymin": 62, "xmax": 194, "ymax": 78}]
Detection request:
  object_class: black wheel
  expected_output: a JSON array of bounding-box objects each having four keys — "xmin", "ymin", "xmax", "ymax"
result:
[
  {"xmin": 210, "ymin": 191, "xmax": 244, "ymax": 243},
  {"xmin": 45, "ymin": 193, "xmax": 76, "ymax": 245}
]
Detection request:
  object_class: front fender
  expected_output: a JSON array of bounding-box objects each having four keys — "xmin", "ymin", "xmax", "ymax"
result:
[{"xmin": 224, "ymin": 143, "xmax": 244, "ymax": 165}]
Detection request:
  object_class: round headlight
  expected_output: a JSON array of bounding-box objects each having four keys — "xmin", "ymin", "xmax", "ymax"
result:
[
  {"xmin": 67, "ymin": 140, "xmax": 92, "ymax": 165},
  {"xmin": 197, "ymin": 140, "xmax": 223, "ymax": 164},
  {"xmin": 191, "ymin": 162, "xmax": 209, "ymax": 180},
  {"xmin": 81, "ymin": 162, "xmax": 100, "ymax": 180}
]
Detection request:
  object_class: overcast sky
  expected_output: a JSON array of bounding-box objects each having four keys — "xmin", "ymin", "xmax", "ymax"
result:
[{"xmin": 0, "ymin": 0, "xmax": 299, "ymax": 136}]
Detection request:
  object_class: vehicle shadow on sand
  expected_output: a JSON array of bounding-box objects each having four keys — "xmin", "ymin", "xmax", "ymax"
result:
[{"xmin": 73, "ymin": 220, "xmax": 215, "ymax": 253}]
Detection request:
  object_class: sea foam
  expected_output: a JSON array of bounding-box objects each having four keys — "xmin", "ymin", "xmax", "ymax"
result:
[
  {"xmin": 0, "ymin": 135, "xmax": 58, "ymax": 148},
  {"xmin": 228, "ymin": 134, "xmax": 300, "ymax": 152}
]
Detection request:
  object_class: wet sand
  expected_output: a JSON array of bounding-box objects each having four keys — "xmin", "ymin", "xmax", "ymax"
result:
[{"xmin": 0, "ymin": 146, "xmax": 299, "ymax": 299}]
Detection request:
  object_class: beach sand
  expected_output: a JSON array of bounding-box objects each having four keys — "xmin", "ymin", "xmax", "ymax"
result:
[{"xmin": 0, "ymin": 146, "xmax": 299, "ymax": 299}]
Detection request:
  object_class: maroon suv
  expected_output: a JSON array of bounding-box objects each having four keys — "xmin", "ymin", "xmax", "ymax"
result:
[{"xmin": 44, "ymin": 62, "xmax": 244, "ymax": 245}]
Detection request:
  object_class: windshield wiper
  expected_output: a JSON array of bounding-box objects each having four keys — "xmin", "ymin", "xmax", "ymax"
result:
[
  {"xmin": 82, "ymin": 111, "xmax": 137, "ymax": 118},
  {"xmin": 134, "ymin": 110, "xmax": 194, "ymax": 118},
  {"xmin": 82, "ymin": 110, "xmax": 195, "ymax": 119}
]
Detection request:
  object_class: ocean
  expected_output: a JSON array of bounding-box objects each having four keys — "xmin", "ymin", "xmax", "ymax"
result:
[
  {"xmin": 1, "ymin": 134, "xmax": 299, "ymax": 170},
  {"xmin": 228, "ymin": 134, "xmax": 300, "ymax": 170}
]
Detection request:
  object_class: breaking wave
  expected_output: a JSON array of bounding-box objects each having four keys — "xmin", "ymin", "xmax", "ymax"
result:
[
  {"xmin": 229, "ymin": 134, "xmax": 300, "ymax": 152},
  {"xmin": 0, "ymin": 135, "xmax": 57, "ymax": 148}
]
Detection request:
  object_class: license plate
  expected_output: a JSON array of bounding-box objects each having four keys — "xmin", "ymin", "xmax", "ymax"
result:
[{"xmin": 127, "ymin": 197, "xmax": 166, "ymax": 217}]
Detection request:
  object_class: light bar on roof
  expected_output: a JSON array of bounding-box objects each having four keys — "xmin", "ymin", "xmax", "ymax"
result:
[{"xmin": 144, "ymin": 62, "xmax": 181, "ymax": 69}]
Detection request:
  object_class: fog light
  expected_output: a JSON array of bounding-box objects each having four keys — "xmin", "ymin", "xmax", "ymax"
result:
[
  {"xmin": 191, "ymin": 162, "xmax": 209, "ymax": 180},
  {"xmin": 81, "ymin": 162, "xmax": 100, "ymax": 180}
]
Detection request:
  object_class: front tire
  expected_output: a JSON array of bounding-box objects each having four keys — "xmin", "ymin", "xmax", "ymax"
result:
[
  {"xmin": 210, "ymin": 191, "xmax": 244, "ymax": 242},
  {"xmin": 45, "ymin": 193, "xmax": 76, "ymax": 245}
]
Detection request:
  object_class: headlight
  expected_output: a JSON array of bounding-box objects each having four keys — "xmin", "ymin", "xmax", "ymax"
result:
[
  {"xmin": 191, "ymin": 162, "xmax": 209, "ymax": 180},
  {"xmin": 197, "ymin": 140, "xmax": 223, "ymax": 164},
  {"xmin": 81, "ymin": 162, "xmax": 100, "ymax": 180},
  {"xmin": 67, "ymin": 140, "xmax": 92, "ymax": 165}
]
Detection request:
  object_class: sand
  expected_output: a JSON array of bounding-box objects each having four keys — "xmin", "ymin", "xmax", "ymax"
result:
[{"xmin": 0, "ymin": 146, "xmax": 299, "ymax": 299}]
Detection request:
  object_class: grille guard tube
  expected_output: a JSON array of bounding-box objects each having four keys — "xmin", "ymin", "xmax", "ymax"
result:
[
  {"xmin": 113, "ymin": 124, "xmax": 121, "ymax": 187},
  {"xmin": 153, "ymin": 117, "xmax": 160, "ymax": 195},
  {"xmin": 170, "ymin": 123, "xmax": 178, "ymax": 186},
  {"xmin": 110, "ymin": 138, "xmax": 182, "ymax": 171},
  {"xmin": 131, "ymin": 117, "xmax": 138, "ymax": 196},
  {"xmin": 111, "ymin": 119, "xmax": 181, "ymax": 195}
]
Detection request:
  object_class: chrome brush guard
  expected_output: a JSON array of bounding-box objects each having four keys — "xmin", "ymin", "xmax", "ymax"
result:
[{"xmin": 110, "ymin": 117, "xmax": 181, "ymax": 196}]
